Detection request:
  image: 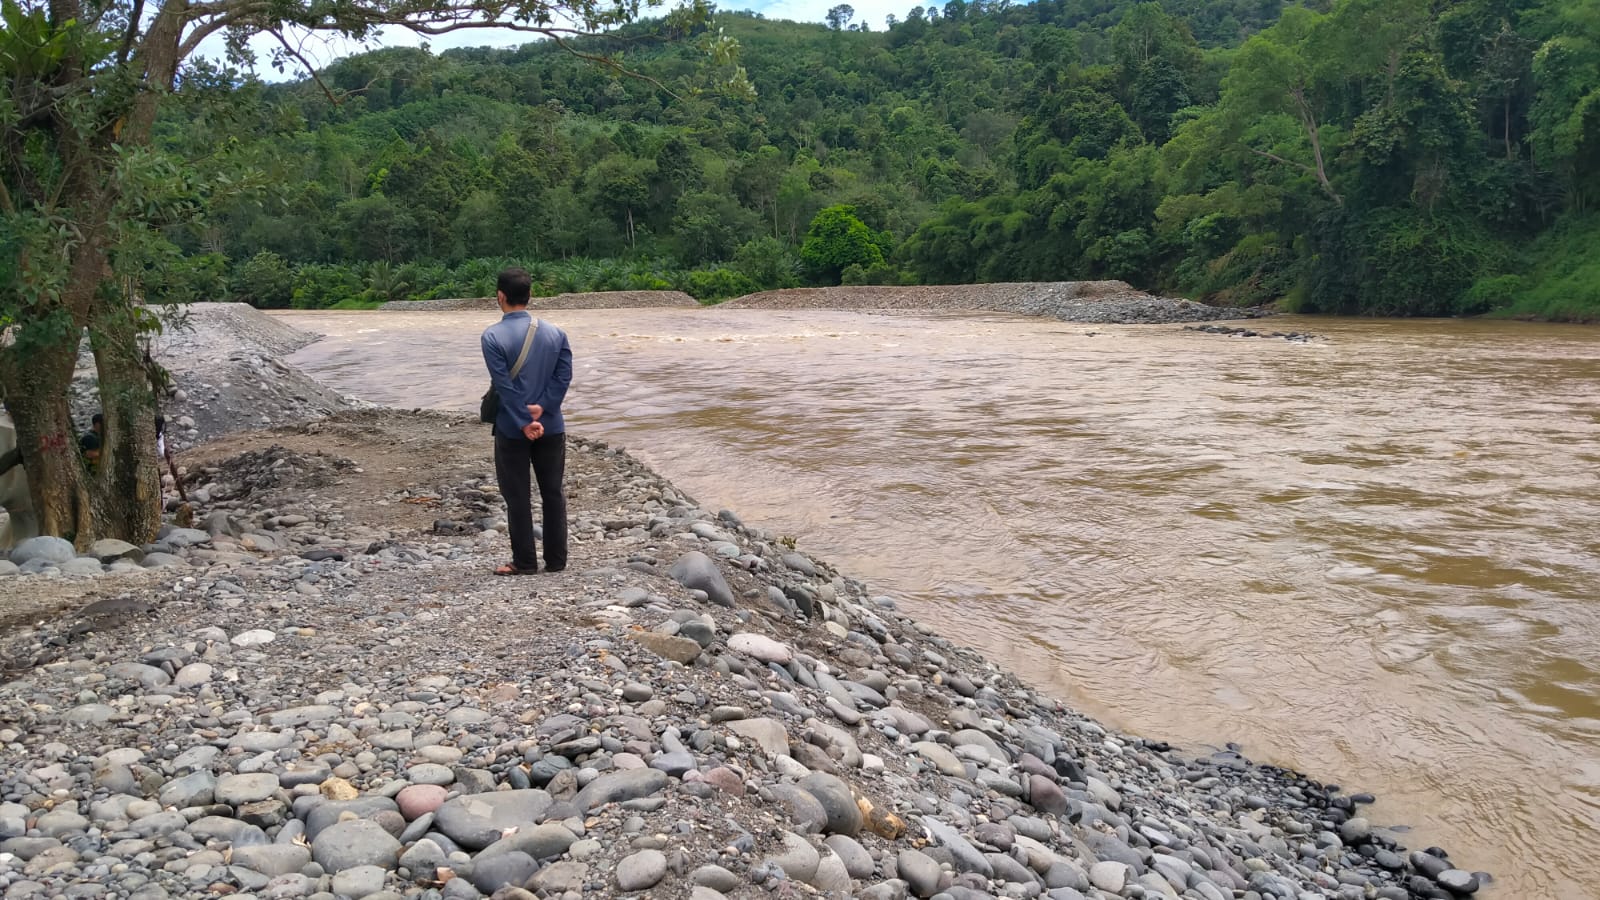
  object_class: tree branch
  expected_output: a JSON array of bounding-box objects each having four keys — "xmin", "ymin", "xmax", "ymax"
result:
[
  {"xmin": 404, "ymin": 20, "xmax": 603, "ymax": 37},
  {"xmin": 1248, "ymin": 148, "xmax": 1314, "ymax": 174},
  {"xmin": 189, "ymin": 10, "xmax": 685, "ymax": 102},
  {"xmin": 548, "ymin": 32, "xmax": 684, "ymax": 101},
  {"xmin": 0, "ymin": 447, "xmax": 21, "ymax": 479},
  {"xmin": 268, "ymin": 29, "xmax": 341, "ymax": 104},
  {"xmin": 177, "ymin": 7, "xmax": 273, "ymax": 60},
  {"xmin": 118, "ymin": 0, "xmax": 147, "ymax": 65}
]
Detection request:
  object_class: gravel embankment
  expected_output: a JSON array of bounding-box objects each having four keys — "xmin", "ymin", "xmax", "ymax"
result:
[
  {"xmin": 384, "ymin": 284, "xmax": 1265, "ymax": 324},
  {"xmin": 718, "ymin": 284, "xmax": 1268, "ymax": 325},
  {"xmin": 380, "ymin": 292, "xmax": 699, "ymax": 312},
  {"xmin": 68, "ymin": 304, "xmax": 364, "ymax": 452},
  {"xmin": 1, "ymin": 312, "xmax": 1481, "ymax": 900}
]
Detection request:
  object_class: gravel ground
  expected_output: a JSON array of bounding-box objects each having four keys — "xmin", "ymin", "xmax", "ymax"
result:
[
  {"xmin": 1, "ymin": 308, "xmax": 1480, "ymax": 900},
  {"xmin": 717, "ymin": 284, "xmax": 1268, "ymax": 325},
  {"xmin": 380, "ymin": 292, "xmax": 699, "ymax": 313}
]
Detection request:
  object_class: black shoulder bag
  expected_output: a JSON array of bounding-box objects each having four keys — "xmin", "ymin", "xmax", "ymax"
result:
[{"xmin": 480, "ymin": 320, "xmax": 539, "ymax": 425}]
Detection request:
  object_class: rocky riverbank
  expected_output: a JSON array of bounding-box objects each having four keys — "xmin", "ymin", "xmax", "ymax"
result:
[
  {"xmin": 717, "ymin": 284, "xmax": 1267, "ymax": 325},
  {"xmin": 0, "ymin": 314, "xmax": 1482, "ymax": 900},
  {"xmin": 380, "ymin": 292, "xmax": 699, "ymax": 313},
  {"xmin": 379, "ymin": 284, "xmax": 1265, "ymax": 325}
]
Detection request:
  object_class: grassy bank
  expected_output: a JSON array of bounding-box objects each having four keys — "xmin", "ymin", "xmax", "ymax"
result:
[{"xmin": 1475, "ymin": 216, "xmax": 1600, "ymax": 324}]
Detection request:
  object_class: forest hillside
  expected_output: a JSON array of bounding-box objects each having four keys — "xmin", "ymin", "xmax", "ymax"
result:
[{"xmin": 154, "ymin": 0, "xmax": 1600, "ymax": 320}]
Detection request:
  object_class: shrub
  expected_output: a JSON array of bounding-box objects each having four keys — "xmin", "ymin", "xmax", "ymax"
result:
[
  {"xmin": 733, "ymin": 238, "xmax": 801, "ymax": 290},
  {"xmin": 231, "ymin": 251, "xmax": 295, "ymax": 309},
  {"xmin": 841, "ymin": 262, "xmax": 909, "ymax": 285},
  {"xmin": 682, "ymin": 268, "xmax": 759, "ymax": 302},
  {"xmin": 290, "ymin": 263, "xmax": 365, "ymax": 309},
  {"xmin": 1459, "ymin": 275, "xmax": 1526, "ymax": 316},
  {"xmin": 145, "ymin": 252, "xmax": 229, "ymax": 305}
]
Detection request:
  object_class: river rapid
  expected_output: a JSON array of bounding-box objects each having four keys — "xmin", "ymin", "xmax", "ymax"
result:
[{"xmin": 278, "ymin": 307, "xmax": 1600, "ymax": 897}]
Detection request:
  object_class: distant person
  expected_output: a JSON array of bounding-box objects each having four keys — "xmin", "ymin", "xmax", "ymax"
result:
[
  {"xmin": 79, "ymin": 412, "xmax": 105, "ymax": 470},
  {"xmin": 481, "ymin": 267, "xmax": 572, "ymax": 576},
  {"xmin": 156, "ymin": 415, "xmax": 187, "ymax": 501}
]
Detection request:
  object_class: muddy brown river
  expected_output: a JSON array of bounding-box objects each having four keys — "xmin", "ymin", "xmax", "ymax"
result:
[{"xmin": 278, "ymin": 308, "xmax": 1600, "ymax": 897}]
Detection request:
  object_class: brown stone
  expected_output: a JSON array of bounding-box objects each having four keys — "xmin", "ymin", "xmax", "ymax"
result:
[
  {"xmin": 703, "ymin": 767, "xmax": 745, "ymax": 797},
  {"xmin": 319, "ymin": 777, "xmax": 359, "ymax": 801},
  {"xmin": 628, "ymin": 631, "xmax": 702, "ymax": 665},
  {"xmin": 396, "ymin": 784, "xmax": 449, "ymax": 820}
]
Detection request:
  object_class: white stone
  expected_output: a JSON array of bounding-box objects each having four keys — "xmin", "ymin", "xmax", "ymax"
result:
[
  {"xmin": 1090, "ymin": 861, "xmax": 1128, "ymax": 893},
  {"xmin": 231, "ymin": 629, "xmax": 276, "ymax": 647},
  {"xmin": 726, "ymin": 633, "xmax": 793, "ymax": 664},
  {"xmin": 173, "ymin": 663, "xmax": 214, "ymax": 688}
]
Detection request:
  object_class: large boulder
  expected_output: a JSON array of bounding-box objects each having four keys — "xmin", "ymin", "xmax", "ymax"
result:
[
  {"xmin": 798, "ymin": 773, "xmax": 862, "ymax": 837},
  {"xmin": 572, "ymin": 769, "xmax": 670, "ymax": 814},
  {"xmin": 667, "ymin": 551, "xmax": 735, "ymax": 607},
  {"xmin": 9, "ymin": 536, "xmax": 74, "ymax": 567},
  {"xmin": 432, "ymin": 790, "xmax": 554, "ymax": 850},
  {"xmin": 90, "ymin": 539, "xmax": 144, "ymax": 563},
  {"xmin": 310, "ymin": 819, "xmax": 401, "ymax": 872}
]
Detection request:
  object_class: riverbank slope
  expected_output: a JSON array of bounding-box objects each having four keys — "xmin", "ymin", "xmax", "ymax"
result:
[{"xmin": 0, "ymin": 311, "xmax": 1481, "ymax": 900}]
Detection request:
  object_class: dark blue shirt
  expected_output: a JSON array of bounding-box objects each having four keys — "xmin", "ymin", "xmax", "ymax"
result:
[{"xmin": 481, "ymin": 311, "xmax": 572, "ymax": 439}]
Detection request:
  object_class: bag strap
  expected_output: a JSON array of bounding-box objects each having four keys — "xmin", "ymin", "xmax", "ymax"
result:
[{"xmin": 509, "ymin": 319, "xmax": 539, "ymax": 379}]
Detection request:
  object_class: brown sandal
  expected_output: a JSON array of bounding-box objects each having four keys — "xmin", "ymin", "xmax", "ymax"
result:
[{"xmin": 495, "ymin": 563, "xmax": 538, "ymax": 576}]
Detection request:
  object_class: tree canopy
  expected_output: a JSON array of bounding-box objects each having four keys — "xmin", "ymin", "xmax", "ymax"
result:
[{"xmin": 91, "ymin": 0, "xmax": 1599, "ymax": 323}]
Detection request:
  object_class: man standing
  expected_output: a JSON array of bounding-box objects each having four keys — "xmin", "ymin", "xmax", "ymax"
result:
[
  {"xmin": 79, "ymin": 412, "xmax": 104, "ymax": 471},
  {"xmin": 482, "ymin": 267, "xmax": 573, "ymax": 576}
]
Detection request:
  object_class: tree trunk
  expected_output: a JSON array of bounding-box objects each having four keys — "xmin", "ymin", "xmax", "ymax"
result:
[
  {"xmin": 1292, "ymin": 88, "xmax": 1342, "ymax": 206},
  {"xmin": 2, "ymin": 174, "xmax": 162, "ymax": 545},
  {"xmin": 88, "ymin": 305, "xmax": 161, "ymax": 544},
  {"xmin": 1504, "ymin": 95, "xmax": 1513, "ymax": 160},
  {"xmin": 0, "ymin": 331, "xmax": 92, "ymax": 543}
]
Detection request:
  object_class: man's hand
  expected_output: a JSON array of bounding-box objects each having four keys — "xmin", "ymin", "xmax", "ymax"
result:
[{"xmin": 522, "ymin": 404, "xmax": 545, "ymax": 440}]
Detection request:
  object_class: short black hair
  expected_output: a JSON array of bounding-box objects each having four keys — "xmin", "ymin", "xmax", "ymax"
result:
[
  {"xmin": 91, "ymin": 413, "xmax": 104, "ymax": 427},
  {"xmin": 497, "ymin": 267, "xmax": 532, "ymax": 307},
  {"xmin": 80, "ymin": 432, "xmax": 101, "ymax": 452},
  {"xmin": 155, "ymin": 415, "xmax": 166, "ymax": 435}
]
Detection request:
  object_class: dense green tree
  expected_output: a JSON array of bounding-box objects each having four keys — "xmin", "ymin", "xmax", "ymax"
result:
[
  {"xmin": 1530, "ymin": 0, "xmax": 1600, "ymax": 208},
  {"xmin": 800, "ymin": 205, "xmax": 890, "ymax": 283},
  {"xmin": 233, "ymin": 252, "xmax": 297, "ymax": 309}
]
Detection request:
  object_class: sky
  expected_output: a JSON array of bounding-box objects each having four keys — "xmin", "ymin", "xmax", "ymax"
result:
[{"xmin": 202, "ymin": 0, "xmax": 920, "ymax": 81}]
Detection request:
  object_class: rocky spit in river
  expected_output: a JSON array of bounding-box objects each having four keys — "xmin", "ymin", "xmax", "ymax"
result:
[
  {"xmin": 379, "ymin": 293, "xmax": 699, "ymax": 313},
  {"xmin": 0, "ymin": 307, "xmax": 1479, "ymax": 900},
  {"xmin": 716, "ymin": 283, "xmax": 1267, "ymax": 325},
  {"xmin": 381, "ymin": 283, "xmax": 1266, "ymax": 326}
]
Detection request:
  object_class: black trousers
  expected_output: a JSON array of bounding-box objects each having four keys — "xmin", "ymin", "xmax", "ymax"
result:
[{"xmin": 494, "ymin": 431, "xmax": 568, "ymax": 571}]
